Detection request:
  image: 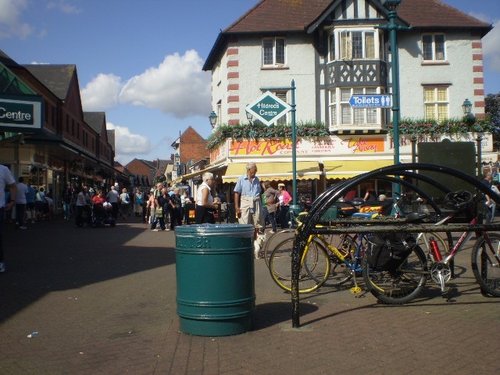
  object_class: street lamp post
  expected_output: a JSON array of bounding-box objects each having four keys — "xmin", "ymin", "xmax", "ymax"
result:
[
  {"xmin": 462, "ymin": 98, "xmax": 480, "ymax": 177},
  {"xmin": 380, "ymin": 0, "xmax": 402, "ymax": 165},
  {"xmin": 290, "ymin": 79, "xmax": 298, "ymax": 212},
  {"xmin": 462, "ymin": 98, "xmax": 474, "ymax": 122},
  {"xmin": 379, "ymin": 0, "xmax": 407, "ymax": 195},
  {"xmin": 476, "ymin": 133, "xmax": 483, "ymax": 178},
  {"xmin": 208, "ymin": 111, "xmax": 218, "ymax": 128}
]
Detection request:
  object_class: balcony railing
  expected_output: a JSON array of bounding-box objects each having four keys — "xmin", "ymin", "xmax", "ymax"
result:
[{"xmin": 326, "ymin": 60, "xmax": 387, "ymax": 87}]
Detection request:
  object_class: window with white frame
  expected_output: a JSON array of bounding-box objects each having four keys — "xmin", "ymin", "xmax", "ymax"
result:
[
  {"xmin": 262, "ymin": 37, "xmax": 286, "ymax": 66},
  {"xmin": 422, "ymin": 34, "xmax": 446, "ymax": 61},
  {"xmin": 274, "ymin": 91, "xmax": 288, "ymax": 125},
  {"xmin": 329, "ymin": 33, "xmax": 335, "ymax": 61},
  {"xmin": 424, "ymin": 86, "xmax": 449, "ymax": 121},
  {"xmin": 216, "ymin": 101, "xmax": 221, "ymax": 127},
  {"xmin": 329, "ymin": 29, "xmax": 378, "ymax": 61},
  {"xmin": 329, "ymin": 87, "xmax": 380, "ymax": 127}
]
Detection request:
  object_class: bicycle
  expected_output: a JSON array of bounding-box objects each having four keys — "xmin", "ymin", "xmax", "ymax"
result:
[
  {"xmin": 268, "ymin": 208, "xmax": 372, "ymax": 294},
  {"xmin": 363, "ymin": 190, "xmax": 500, "ymax": 304},
  {"xmin": 268, "ymin": 197, "xmax": 451, "ymax": 295}
]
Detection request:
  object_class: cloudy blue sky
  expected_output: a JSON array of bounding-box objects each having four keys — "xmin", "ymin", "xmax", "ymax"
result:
[{"xmin": 0, "ymin": 0, "xmax": 498, "ymax": 165}]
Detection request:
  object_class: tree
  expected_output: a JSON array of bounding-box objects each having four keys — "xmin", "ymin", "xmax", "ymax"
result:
[
  {"xmin": 485, "ymin": 93, "xmax": 500, "ymax": 150},
  {"xmin": 485, "ymin": 93, "xmax": 500, "ymax": 127}
]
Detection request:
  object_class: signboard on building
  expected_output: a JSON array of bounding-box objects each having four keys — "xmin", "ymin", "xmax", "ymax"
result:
[
  {"xmin": 0, "ymin": 95, "xmax": 44, "ymax": 131},
  {"xmin": 349, "ymin": 94, "xmax": 392, "ymax": 108},
  {"xmin": 229, "ymin": 136, "xmax": 386, "ymax": 157},
  {"xmin": 246, "ymin": 91, "xmax": 291, "ymax": 126}
]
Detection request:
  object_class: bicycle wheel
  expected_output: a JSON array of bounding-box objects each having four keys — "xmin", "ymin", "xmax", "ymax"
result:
[
  {"xmin": 322, "ymin": 233, "xmax": 355, "ymax": 286},
  {"xmin": 471, "ymin": 233, "xmax": 500, "ymax": 297},
  {"xmin": 268, "ymin": 237, "xmax": 330, "ymax": 293},
  {"xmin": 262, "ymin": 229, "xmax": 295, "ymax": 266},
  {"xmin": 363, "ymin": 244, "xmax": 428, "ymax": 304}
]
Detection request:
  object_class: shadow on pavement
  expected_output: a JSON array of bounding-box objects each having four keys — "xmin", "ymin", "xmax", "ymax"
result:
[
  {"xmin": 0, "ymin": 218, "xmax": 175, "ymax": 323},
  {"xmin": 253, "ymin": 302, "xmax": 318, "ymax": 330}
]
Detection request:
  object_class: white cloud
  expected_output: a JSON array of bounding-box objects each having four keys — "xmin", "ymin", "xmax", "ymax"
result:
[
  {"xmin": 106, "ymin": 122, "xmax": 152, "ymax": 158},
  {"xmin": 483, "ymin": 20, "xmax": 500, "ymax": 72},
  {"xmin": 81, "ymin": 73, "xmax": 122, "ymax": 111},
  {"xmin": 0, "ymin": 0, "xmax": 32, "ymax": 39},
  {"xmin": 46, "ymin": 0, "xmax": 81, "ymax": 14},
  {"xmin": 119, "ymin": 50, "xmax": 211, "ymax": 118}
]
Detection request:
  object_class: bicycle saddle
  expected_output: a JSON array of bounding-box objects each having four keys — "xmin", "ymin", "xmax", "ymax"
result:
[
  {"xmin": 444, "ymin": 190, "xmax": 473, "ymax": 211},
  {"xmin": 405, "ymin": 212, "xmax": 429, "ymax": 223}
]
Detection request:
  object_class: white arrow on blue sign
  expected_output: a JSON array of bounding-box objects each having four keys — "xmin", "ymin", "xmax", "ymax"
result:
[{"xmin": 349, "ymin": 94, "xmax": 392, "ymax": 108}]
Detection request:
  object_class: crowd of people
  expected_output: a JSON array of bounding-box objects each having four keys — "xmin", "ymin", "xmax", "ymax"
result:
[
  {"xmin": 64, "ymin": 183, "xmax": 196, "ymax": 230},
  {"xmin": 3, "ymin": 177, "xmax": 56, "ymax": 229}
]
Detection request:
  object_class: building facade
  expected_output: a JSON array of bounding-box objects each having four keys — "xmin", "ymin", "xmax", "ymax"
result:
[
  {"xmin": 201, "ymin": 0, "xmax": 494, "ymax": 200},
  {"xmin": 0, "ymin": 50, "xmax": 121, "ymax": 209}
]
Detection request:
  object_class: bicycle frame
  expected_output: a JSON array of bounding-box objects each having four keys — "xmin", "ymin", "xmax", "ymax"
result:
[
  {"xmin": 310, "ymin": 233, "xmax": 364, "ymax": 274},
  {"xmin": 426, "ymin": 215, "xmax": 499, "ymax": 293}
]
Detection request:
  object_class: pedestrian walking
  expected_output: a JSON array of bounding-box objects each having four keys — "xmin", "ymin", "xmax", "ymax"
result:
[
  {"xmin": 169, "ymin": 188, "xmax": 182, "ymax": 229},
  {"xmin": 0, "ymin": 164, "xmax": 17, "ymax": 272},
  {"xmin": 34, "ymin": 186, "xmax": 47, "ymax": 221},
  {"xmin": 263, "ymin": 181, "xmax": 279, "ymax": 233},
  {"xmin": 119, "ymin": 188, "xmax": 131, "ymax": 219},
  {"xmin": 106, "ymin": 185, "xmax": 120, "ymax": 220},
  {"xmin": 15, "ymin": 177, "xmax": 28, "ymax": 229},
  {"xmin": 133, "ymin": 188, "xmax": 144, "ymax": 218},
  {"xmin": 62, "ymin": 184, "xmax": 74, "ymax": 221},
  {"xmin": 25, "ymin": 182, "xmax": 36, "ymax": 224},
  {"xmin": 75, "ymin": 185, "xmax": 91, "ymax": 227},
  {"xmin": 151, "ymin": 187, "xmax": 170, "ymax": 231},
  {"xmin": 277, "ymin": 183, "xmax": 292, "ymax": 228}
]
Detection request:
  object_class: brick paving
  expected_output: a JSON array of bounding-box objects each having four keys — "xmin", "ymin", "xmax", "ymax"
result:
[{"xmin": 1, "ymin": 218, "xmax": 499, "ymax": 374}]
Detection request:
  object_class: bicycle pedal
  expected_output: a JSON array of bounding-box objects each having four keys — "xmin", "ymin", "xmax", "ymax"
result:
[{"xmin": 350, "ymin": 286, "xmax": 362, "ymax": 294}]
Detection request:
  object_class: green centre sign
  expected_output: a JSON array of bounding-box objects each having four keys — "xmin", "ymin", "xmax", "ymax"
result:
[
  {"xmin": 246, "ymin": 91, "xmax": 291, "ymax": 126},
  {"xmin": 0, "ymin": 95, "xmax": 43, "ymax": 131}
]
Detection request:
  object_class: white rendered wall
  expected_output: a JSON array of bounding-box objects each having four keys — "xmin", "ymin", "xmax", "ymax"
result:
[
  {"xmin": 211, "ymin": 34, "xmax": 320, "ymax": 127},
  {"xmin": 398, "ymin": 31, "xmax": 483, "ymax": 120}
]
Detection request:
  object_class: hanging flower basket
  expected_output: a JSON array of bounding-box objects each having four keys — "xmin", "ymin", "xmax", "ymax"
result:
[
  {"xmin": 393, "ymin": 117, "xmax": 496, "ymax": 139},
  {"xmin": 207, "ymin": 121, "xmax": 329, "ymax": 150}
]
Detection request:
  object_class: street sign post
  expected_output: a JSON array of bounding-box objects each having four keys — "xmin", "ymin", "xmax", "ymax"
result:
[
  {"xmin": 246, "ymin": 91, "xmax": 292, "ymax": 126},
  {"xmin": 349, "ymin": 94, "xmax": 392, "ymax": 108}
]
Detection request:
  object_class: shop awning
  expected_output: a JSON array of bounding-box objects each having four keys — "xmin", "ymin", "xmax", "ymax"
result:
[
  {"xmin": 223, "ymin": 161, "xmax": 321, "ymax": 183},
  {"xmin": 176, "ymin": 162, "xmax": 227, "ymax": 182},
  {"xmin": 323, "ymin": 159, "xmax": 394, "ymax": 179},
  {"xmin": 323, "ymin": 160, "xmax": 393, "ymax": 179}
]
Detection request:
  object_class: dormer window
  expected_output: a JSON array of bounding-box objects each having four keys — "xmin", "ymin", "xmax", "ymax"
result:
[{"xmin": 262, "ymin": 37, "xmax": 286, "ymax": 67}]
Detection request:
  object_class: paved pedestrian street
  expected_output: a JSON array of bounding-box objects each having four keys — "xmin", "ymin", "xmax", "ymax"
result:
[{"xmin": 1, "ymin": 219, "xmax": 499, "ymax": 374}]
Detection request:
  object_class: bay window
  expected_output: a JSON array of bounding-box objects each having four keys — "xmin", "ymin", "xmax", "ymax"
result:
[{"xmin": 329, "ymin": 87, "xmax": 382, "ymax": 129}]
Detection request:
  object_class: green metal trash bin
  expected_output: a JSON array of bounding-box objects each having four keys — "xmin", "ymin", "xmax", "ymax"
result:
[{"xmin": 175, "ymin": 224, "xmax": 255, "ymax": 336}]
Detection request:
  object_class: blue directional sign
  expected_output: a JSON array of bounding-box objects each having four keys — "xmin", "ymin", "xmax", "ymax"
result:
[
  {"xmin": 349, "ymin": 94, "xmax": 392, "ymax": 108},
  {"xmin": 246, "ymin": 91, "xmax": 292, "ymax": 126}
]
